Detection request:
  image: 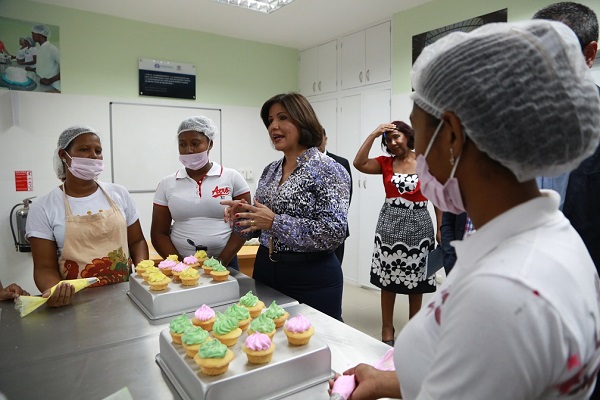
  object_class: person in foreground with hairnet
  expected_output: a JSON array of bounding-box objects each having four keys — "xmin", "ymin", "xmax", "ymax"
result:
[
  {"xmin": 328, "ymin": 19, "xmax": 600, "ymax": 400},
  {"xmin": 151, "ymin": 116, "xmax": 250, "ymax": 269},
  {"xmin": 26, "ymin": 126, "xmax": 148, "ymax": 307}
]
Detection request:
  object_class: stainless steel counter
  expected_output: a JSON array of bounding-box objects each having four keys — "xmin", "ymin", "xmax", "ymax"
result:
[{"xmin": 0, "ymin": 271, "xmax": 392, "ymax": 399}]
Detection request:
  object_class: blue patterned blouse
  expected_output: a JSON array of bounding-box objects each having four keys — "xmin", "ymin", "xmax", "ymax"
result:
[{"xmin": 250, "ymin": 147, "xmax": 350, "ymax": 253}]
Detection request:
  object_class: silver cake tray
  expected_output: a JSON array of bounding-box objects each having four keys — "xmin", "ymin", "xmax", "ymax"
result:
[
  {"xmin": 127, "ymin": 272, "xmax": 240, "ymax": 320},
  {"xmin": 156, "ymin": 326, "xmax": 332, "ymax": 400}
]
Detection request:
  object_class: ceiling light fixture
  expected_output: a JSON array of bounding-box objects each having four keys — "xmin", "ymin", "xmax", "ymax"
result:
[{"xmin": 211, "ymin": 0, "xmax": 295, "ymax": 14}]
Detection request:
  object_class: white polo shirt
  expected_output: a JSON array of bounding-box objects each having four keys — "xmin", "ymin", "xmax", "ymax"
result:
[
  {"xmin": 395, "ymin": 191, "xmax": 600, "ymax": 400},
  {"xmin": 153, "ymin": 162, "xmax": 249, "ymax": 257},
  {"xmin": 36, "ymin": 40, "xmax": 60, "ymax": 90}
]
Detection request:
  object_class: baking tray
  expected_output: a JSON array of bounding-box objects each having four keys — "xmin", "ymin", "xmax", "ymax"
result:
[
  {"xmin": 156, "ymin": 326, "xmax": 332, "ymax": 400},
  {"xmin": 127, "ymin": 272, "xmax": 240, "ymax": 320}
]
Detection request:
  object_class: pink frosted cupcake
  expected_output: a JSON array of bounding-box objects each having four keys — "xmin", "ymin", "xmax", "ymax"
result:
[
  {"xmin": 192, "ymin": 304, "xmax": 216, "ymax": 331},
  {"xmin": 158, "ymin": 259, "xmax": 176, "ymax": 276},
  {"xmin": 183, "ymin": 255, "xmax": 200, "ymax": 269},
  {"xmin": 171, "ymin": 262, "xmax": 188, "ymax": 282},
  {"xmin": 284, "ymin": 314, "xmax": 314, "ymax": 346},
  {"xmin": 242, "ymin": 332, "xmax": 275, "ymax": 364}
]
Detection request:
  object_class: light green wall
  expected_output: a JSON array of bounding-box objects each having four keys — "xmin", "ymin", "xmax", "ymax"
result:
[
  {"xmin": 0, "ymin": 0, "xmax": 298, "ymax": 106},
  {"xmin": 392, "ymin": 0, "xmax": 600, "ymax": 93}
]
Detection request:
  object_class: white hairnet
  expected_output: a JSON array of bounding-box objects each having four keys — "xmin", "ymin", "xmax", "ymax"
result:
[
  {"xmin": 53, "ymin": 125, "xmax": 99, "ymax": 180},
  {"xmin": 411, "ymin": 20, "xmax": 600, "ymax": 182},
  {"xmin": 177, "ymin": 116, "xmax": 216, "ymax": 141},
  {"xmin": 32, "ymin": 24, "xmax": 50, "ymax": 38}
]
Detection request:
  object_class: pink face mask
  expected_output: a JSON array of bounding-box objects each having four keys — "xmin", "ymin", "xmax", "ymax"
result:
[
  {"xmin": 179, "ymin": 150, "xmax": 209, "ymax": 170},
  {"xmin": 64, "ymin": 153, "xmax": 104, "ymax": 181},
  {"xmin": 415, "ymin": 120, "xmax": 466, "ymax": 214}
]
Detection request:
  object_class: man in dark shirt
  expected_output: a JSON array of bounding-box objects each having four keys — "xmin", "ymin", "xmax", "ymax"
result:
[{"xmin": 319, "ymin": 130, "xmax": 352, "ymax": 264}]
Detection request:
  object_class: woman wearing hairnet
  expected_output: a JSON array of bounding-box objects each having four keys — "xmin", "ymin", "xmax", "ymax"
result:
[
  {"xmin": 329, "ymin": 20, "xmax": 600, "ymax": 400},
  {"xmin": 26, "ymin": 126, "xmax": 149, "ymax": 307},
  {"xmin": 151, "ymin": 116, "xmax": 251, "ymax": 268}
]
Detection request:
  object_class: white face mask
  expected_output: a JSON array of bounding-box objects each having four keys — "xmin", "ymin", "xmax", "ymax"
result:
[
  {"xmin": 64, "ymin": 152, "xmax": 104, "ymax": 181},
  {"xmin": 179, "ymin": 150, "xmax": 209, "ymax": 170},
  {"xmin": 415, "ymin": 120, "xmax": 466, "ymax": 214}
]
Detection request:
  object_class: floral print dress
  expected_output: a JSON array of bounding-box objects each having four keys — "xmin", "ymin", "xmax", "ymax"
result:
[{"xmin": 370, "ymin": 171, "xmax": 436, "ymax": 294}]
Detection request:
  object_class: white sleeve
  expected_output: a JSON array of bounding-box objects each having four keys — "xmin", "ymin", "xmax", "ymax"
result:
[
  {"xmin": 25, "ymin": 197, "xmax": 55, "ymax": 241},
  {"xmin": 231, "ymin": 169, "xmax": 250, "ymax": 197},
  {"xmin": 416, "ymin": 275, "xmax": 566, "ymax": 400},
  {"xmin": 153, "ymin": 178, "xmax": 168, "ymax": 206}
]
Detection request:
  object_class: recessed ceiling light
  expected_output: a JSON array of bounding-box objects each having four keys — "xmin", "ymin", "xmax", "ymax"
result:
[{"xmin": 211, "ymin": 0, "xmax": 295, "ymax": 14}]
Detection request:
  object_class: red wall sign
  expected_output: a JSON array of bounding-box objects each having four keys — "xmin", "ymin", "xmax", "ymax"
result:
[{"xmin": 15, "ymin": 171, "xmax": 33, "ymax": 192}]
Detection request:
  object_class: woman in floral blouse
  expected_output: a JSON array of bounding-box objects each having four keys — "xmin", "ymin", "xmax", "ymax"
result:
[{"xmin": 223, "ymin": 92, "xmax": 350, "ymax": 321}]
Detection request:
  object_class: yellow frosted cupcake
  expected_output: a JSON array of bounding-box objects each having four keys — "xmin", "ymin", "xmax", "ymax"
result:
[
  {"xmin": 135, "ymin": 259, "xmax": 155, "ymax": 277},
  {"xmin": 212, "ymin": 312, "xmax": 242, "ymax": 347},
  {"xmin": 180, "ymin": 267, "xmax": 200, "ymax": 286},
  {"xmin": 194, "ymin": 249, "xmax": 208, "ymax": 265},
  {"xmin": 239, "ymin": 290, "xmax": 265, "ymax": 318},
  {"xmin": 194, "ymin": 337, "xmax": 234, "ymax": 376},
  {"xmin": 242, "ymin": 332, "xmax": 275, "ymax": 364},
  {"xmin": 225, "ymin": 303, "xmax": 252, "ymax": 331},
  {"xmin": 247, "ymin": 313, "xmax": 276, "ymax": 340},
  {"xmin": 181, "ymin": 326, "xmax": 211, "ymax": 358},
  {"xmin": 148, "ymin": 271, "xmax": 171, "ymax": 291},
  {"xmin": 142, "ymin": 265, "xmax": 160, "ymax": 282},
  {"xmin": 169, "ymin": 314, "xmax": 193, "ymax": 344},
  {"xmin": 264, "ymin": 300, "xmax": 290, "ymax": 328},
  {"xmin": 284, "ymin": 314, "xmax": 314, "ymax": 346},
  {"xmin": 166, "ymin": 254, "xmax": 179, "ymax": 261}
]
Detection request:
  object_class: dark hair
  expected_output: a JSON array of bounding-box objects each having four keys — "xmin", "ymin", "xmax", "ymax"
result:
[
  {"xmin": 533, "ymin": 2, "xmax": 598, "ymax": 50},
  {"xmin": 381, "ymin": 120, "xmax": 416, "ymax": 154},
  {"xmin": 260, "ymin": 92, "xmax": 323, "ymax": 148}
]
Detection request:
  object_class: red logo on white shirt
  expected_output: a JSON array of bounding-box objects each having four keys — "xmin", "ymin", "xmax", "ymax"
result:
[{"xmin": 212, "ymin": 186, "xmax": 230, "ymax": 198}]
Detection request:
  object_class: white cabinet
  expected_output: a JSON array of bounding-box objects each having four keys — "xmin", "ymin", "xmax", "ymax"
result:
[
  {"xmin": 337, "ymin": 89, "xmax": 391, "ymax": 287},
  {"xmin": 340, "ymin": 21, "xmax": 391, "ymax": 90},
  {"xmin": 299, "ymin": 40, "xmax": 337, "ymax": 96},
  {"xmin": 310, "ymin": 98, "xmax": 338, "ymax": 151}
]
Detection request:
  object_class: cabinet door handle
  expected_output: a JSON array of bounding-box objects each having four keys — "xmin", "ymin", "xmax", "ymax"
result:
[
  {"xmin": 318, "ymin": 81, "xmax": 322, "ymax": 91},
  {"xmin": 312, "ymin": 82, "xmax": 316, "ymax": 92},
  {"xmin": 366, "ymin": 69, "xmax": 370, "ymax": 81},
  {"xmin": 363, "ymin": 179, "xmax": 367, "ymax": 189},
  {"xmin": 359, "ymin": 71, "xmax": 363, "ymax": 83}
]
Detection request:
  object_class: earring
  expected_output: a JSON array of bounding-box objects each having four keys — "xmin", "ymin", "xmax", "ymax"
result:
[
  {"xmin": 449, "ymin": 148, "xmax": 455, "ymax": 166},
  {"xmin": 62, "ymin": 159, "xmax": 67, "ymax": 163}
]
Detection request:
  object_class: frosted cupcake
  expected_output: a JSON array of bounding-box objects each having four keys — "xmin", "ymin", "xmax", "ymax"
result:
[
  {"xmin": 202, "ymin": 257, "xmax": 221, "ymax": 275},
  {"xmin": 212, "ymin": 312, "xmax": 242, "ymax": 347},
  {"xmin": 194, "ymin": 337, "xmax": 234, "ymax": 376},
  {"xmin": 166, "ymin": 254, "xmax": 179, "ymax": 261},
  {"xmin": 239, "ymin": 290, "xmax": 265, "ymax": 318},
  {"xmin": 142, "ymin": 265, "xmax": 160, "ymax": 282},
  {"xmin": 264, "ymin": 301, "xmax": 290, "ymax": 328},
  {"xmin": 194, "ymin": 249, "xmax": 208, "ymax": 264},
  {"xmin": 135, "ymin": 259, "xmax": 155, "ymax": 277},
  {"xmin": 247, "ymin": 313, "xmax": 276, "ymax": 340},
  {"xmin": 284, "ymin": 314, "xmax": 314, "ymax": 346},
  {"xmin": 169, "ymin": 314, "xmax": 193, "ymax": 344},
  {"xmin": 157, "ymin": 259, "xmax": 176, "ymax": 276},
  {"xmin": 192, "ymin": 304, "xmax": 216, "ymax": 331},
  {"xmin": 181, "ymin": 326, "xmax": 211, "ymax": 358},
  {"xmin": 147, "ymin": 271, "xmax": 171, "ymax": 291},
  {"xmin": 225, "ymin": 303, "xmax": 252, "ymax": 331},
  {"xmin": 180, "ymin": 267, "xmax": 200, "ymax": 286},
  {"xmin": 242, "ymin": 332, "xmax": 275, "ymax": 364},
  {"xmin": 171, "ymin": 262, "xmax": 188, "ymax": 282},
  {"xmin": 210, "ymin": 263, "xmax": 230, "ymax": 282},
  {"xmin": 182, "ymin": 255, "xmax": 200, "ymax": 269}
]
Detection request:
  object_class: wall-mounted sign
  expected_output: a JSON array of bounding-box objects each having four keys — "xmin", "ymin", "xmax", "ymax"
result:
[
  {"xmin": 138, "ymin": 58, "xmax": 196, "ymax": 100},
  {"xmin": 15, "ymin": 170, "xmax": 33, "ymax": 191}
]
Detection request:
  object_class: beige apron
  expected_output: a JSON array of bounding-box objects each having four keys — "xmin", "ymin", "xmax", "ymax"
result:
[{"xmin": 59, "ymin": 183, "xmax": 130, "ymax": 287}]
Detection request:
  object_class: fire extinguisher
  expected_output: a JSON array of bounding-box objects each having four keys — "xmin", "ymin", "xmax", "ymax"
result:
[{"xmin": 10, "ymin": 196, "xmax": 36, "ymax": 252}]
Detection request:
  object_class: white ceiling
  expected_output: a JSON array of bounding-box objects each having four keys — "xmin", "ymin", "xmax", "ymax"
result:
[{"xmin": 31, "ymin": 0, "xmax": 432, "ymax": 49}]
